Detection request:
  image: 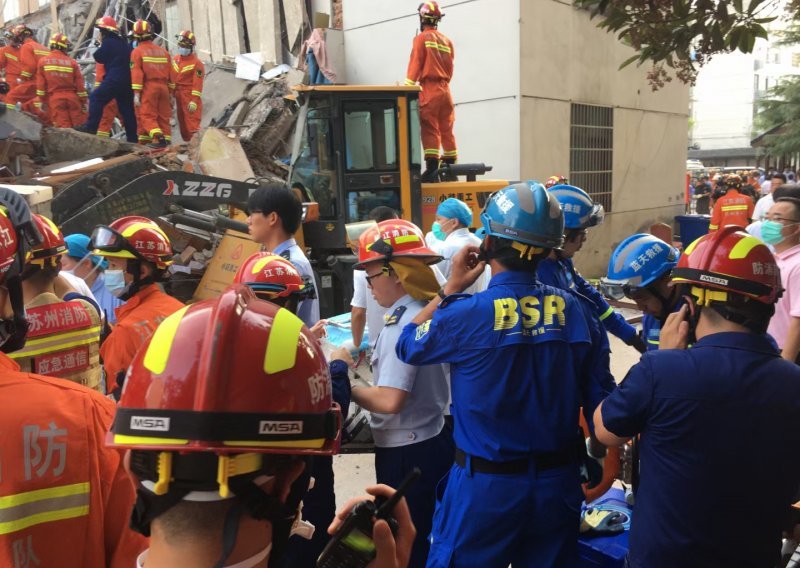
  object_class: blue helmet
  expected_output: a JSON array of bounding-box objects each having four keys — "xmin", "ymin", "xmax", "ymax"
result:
[
  {"xmin": 480, "ymin": 181, "xmax": 564, "ymax": 249},
  {"xmin": 600, "ymin": 233, "xmax": 679, "ymax": 300},
  {"xmin": 547, "ymin": 184, "xmax": 605, "ymax": 230}
]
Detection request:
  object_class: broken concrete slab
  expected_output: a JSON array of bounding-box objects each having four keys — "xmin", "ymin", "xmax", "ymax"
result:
[
  {"xmin": 194, "ymin": 127, "xmax": 256, "ymax": 181},
  {"xmin": 0, "ymin": 109, "xmax": 43, "ymax": 142},
  {"xmin": 40, "ymin": 128, "xmax": 140, "ymax": 163}
]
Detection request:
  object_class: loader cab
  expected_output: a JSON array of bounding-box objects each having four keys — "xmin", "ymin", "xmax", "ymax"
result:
[{"xmin": 289, "ymin": 85, "xmax": 424, "ymax": 252}]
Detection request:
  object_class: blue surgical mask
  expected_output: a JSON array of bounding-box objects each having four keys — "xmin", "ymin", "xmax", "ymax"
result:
[
  {"xmin": 761, "ymin": 220, "xmax": 789, "ymax": 245},
  {"xmin": 131, "ymin": 40, "xmax": 138, "ymax": 48},
  {"xmin": 178, "ymin": 47, "xmax": 191, "ymax": 56},
  {"xmin": 104, "ymin": 269, "xmax": 127, "ymax": 298},
  {"xmin": 431, "ymin": 221, "xmax": 446, "ymax": 241}
]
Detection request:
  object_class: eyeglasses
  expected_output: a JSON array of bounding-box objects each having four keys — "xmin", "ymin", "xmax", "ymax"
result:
[
  {"xmin": 365, "ymin": 268, "xmax": 389, "ymax": 287},
  {"xmin": 764, "ymin": 216, "xmax": 800, "ymax": 225}
]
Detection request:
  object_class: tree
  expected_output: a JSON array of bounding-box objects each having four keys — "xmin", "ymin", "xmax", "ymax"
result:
[{"xmin": 574, "ymin": 0, "xmax": 778, "ymax": 88}]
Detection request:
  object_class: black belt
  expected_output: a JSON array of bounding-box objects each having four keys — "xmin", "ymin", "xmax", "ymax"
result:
[{"xmin": 454, "ymin": 448, "xmax": 575, "ymax": 475}]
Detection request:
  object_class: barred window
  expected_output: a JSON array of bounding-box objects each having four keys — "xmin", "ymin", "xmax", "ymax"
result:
[{"xmin": 570, "ymin": 103, "xmax": 613, "ymax": 212}]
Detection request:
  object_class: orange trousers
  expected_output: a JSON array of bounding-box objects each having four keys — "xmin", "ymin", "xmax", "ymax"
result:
[
  {"xmin": 175, "ymin": 89, "xmax": 201, "ymax": 141},
  {"xmin": 137, "ymin": 81, "xmax": 171, "ymax": 141},
  {"xmin": 49, "ymin": 90, "xmax": 86, "ymax": 128},
  {"xmin": 419, "ymin": 80, "xmax": 456, "ymax": 160},
  {"xmin": 5, "ymin": 80, "xmax": 35, "ymax": 108},
  {"xmin": 98, "ymin": 99, "xmax": 119, "ymax": 137}
]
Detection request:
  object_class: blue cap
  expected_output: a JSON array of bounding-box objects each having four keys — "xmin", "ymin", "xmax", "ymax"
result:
[
  {"xmin": 64, "ymin": 233, "xmax": 107, "ymax": 269},
  {"xmin": 436, "ymin": 198, "xmax": 473, "ymax": 227}
]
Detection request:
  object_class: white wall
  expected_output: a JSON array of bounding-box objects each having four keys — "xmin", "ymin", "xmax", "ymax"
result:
[{"xmin": 343, "ymin": 0, "xmax": 521, "ymax": 178}]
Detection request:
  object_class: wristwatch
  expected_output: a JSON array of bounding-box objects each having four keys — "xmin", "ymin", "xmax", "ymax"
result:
[{"xmin": 437, "ymin": 287, "xmax": 447, "ymax": 300}]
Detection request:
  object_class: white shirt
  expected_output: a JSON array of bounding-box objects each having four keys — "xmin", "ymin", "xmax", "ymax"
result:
[
  {"xmin": 61, "ymin": 270, "xmax": 98, "ymax": 304},
  {"xmin": 137, "ymin": 545, "xmax": 271, "ymax": 568},
  {"xmin": 273, "ymin": 238, "xmax": 320, "ymax": 327},
  {"xmin": 753, "ymin": 193, "xmax": 774, "ymax": 222},
  {"xmin": 760, "ymin": 180, "xmax": 771, "ymax": 196},
  {"xmin": 435, "ymin": 228, "xmax": 489, "ymax": 295}
]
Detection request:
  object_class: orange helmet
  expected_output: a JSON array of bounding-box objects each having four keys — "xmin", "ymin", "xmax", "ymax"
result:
[
  {"xmin": 176, "ymin": 29, "xmax": 196, "ymax": 47},
  {"xmin": 671, "ymin": 226, "xmax": 781, "ymax": 305},
  {"xmin": 418, "ymin": 1, "xmax": 444, "ymax": 21},
  {"xmin": 11, "ymin": 24, "xmax": 32, "ymax": 41},
  {"xmin": 233, "ymin": 252, "xmax": 315, "ymax": 301},
  {"xmin": 91, "ymin": 216, "xmax": 173, "ymax": 269},
  {"xmin": 94, "ymin": 16, "xmax": 120, "ymax": 34},
  {"xmin": 49, "ymin": 32, "xmax": 71, "ymax": 51},
  {"xmin": 354, "ymin": 219, "xmax": 442, "ymax": 269},
  {"xmin": 545, "ymin": 175, "xmax": 568, "ymax": 189},
  {"xmin": 27, "ymin": 214, "xmax": 66, "ymax": 267},
  {"xmin": 132, "ymin": 19, "xmax": 153, "ymax": 39}
]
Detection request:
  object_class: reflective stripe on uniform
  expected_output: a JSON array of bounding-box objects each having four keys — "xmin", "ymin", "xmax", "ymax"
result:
[
  {"xmin": 33, "ymin": 49, "xmax": 49, "ymax": 56},
  {"xmin": 180, "ymin": 64, "xmax": 195, "ymax": 72},
  {"xmin": 35, "ymin": 89, "xmax": 45, "ymax": 96},
  {"xmin": 42, "ymin": 65, "xmax": 73, "ymax": 73},
  {"xmin": 191, "ymin": 90, "xmax": 201, "ymax": 97},
  {"xmin": 599, "ymin": 306, "xmax": 614, "ymax": 321},
  {"xmin": 142, "ymin": 56, "xmax": 168, "ymax": 64},
  {"xmin": 405, "ymin": 78, "xmax": 416, "ymax": 85},
  {"xmin": 0, "ymin": 482, "xmax": 90, "ymax": 535},
  {"xmin": 721, "ymin": 205, "xmax": 749, "ymax": 211},
  {"xmin": 5, "ymin": 53, "xmax": 18, "ymax": 61},
  {"xmin": 424, "ymin": 40, "xmax": 452, "ymax": 54},
  {"xmin": 7, "ymin": 325, "xmax": 102, "ymax": 359}
]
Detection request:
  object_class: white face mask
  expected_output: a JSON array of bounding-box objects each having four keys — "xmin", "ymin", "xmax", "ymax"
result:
[
  {"xmin": 104, "ymin": 269, "xmax": 127, "ymax": 298},
  {"xmin": 178, "ymin": 47, "xmax": 191, "ymax": 56}
]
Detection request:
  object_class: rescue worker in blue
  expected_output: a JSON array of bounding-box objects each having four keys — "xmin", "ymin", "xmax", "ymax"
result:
[
  {"xmin": 352, "ymin": 218, "xmax": 454, "ymax": 568},
  {"xmin": 396, "ymin": 181, "xmax": 616, "ymax": 567},
  {"xmin": 594, "ymin": 226, "xmax": 800, "ymax": 568},
  {"xmin": 538, "ymin": 184, "xmax": 646, "ymax": 352},
  {"xmin": 75, "ymin": 16, "xmax": 138, "ymax": 143},
  {"xmin": 600, "ymin": 233, "xmax": 682, "ymax": 350}
]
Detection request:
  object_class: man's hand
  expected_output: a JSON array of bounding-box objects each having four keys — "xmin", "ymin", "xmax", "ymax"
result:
[
  {"xmin": 309, "ymin": 319, "xmax": 328, "ymax": 340},
  {"xmin": 188, "ymin": 101, "xmax": 198, "ymax": 113},
  {"xmin": 443, "ymin": 245, "xmax": 486, "ymax": 295},
  {"xmin": 133, "ymin": 93, "xmax": 141, "ymax": 107},
  {"xmin": 659, "ymin": 304, "xmax": 690, "ymax": 350},
  {"xmin": 330, "ymin": 346, "xmax": 354, "ymax": 366},
  {"xmin": 329, "ymin": 484, "xmax": 416, "ymax": 568}
]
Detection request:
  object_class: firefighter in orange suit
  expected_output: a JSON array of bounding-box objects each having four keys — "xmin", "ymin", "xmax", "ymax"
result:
[
  {"xmin": 91, "ymin": 216, "xmax": 184, "ymax": 394},
  {"xmin": 5, "ymin": 24, "xmax": 49, "ymax": 111},
  {"xmin": 94, "ymin": 63, "xmax": 121, "ymax": 137},
  {"xmin": 130, "ymin": 19, "xmax": 173, "ymax": 147},
  {"xmin": 7, "ymin": 214, "xmax": 103, "ymax": 391},
  {"xmin": 709, "ymin": 175, "xmax": 755, "ymax": 232},
  {"xmin": 0, "ymin": 29, "xmax": 22, "ymax": 104},
  {"xmin": 405, "ymin": 1, "xmax": 457, "ymax": 182},
  {"xmin": 35, "ymin": 34, "xmax": 87, "ymax": 128},
  {"xmin": 0, "ymin": 188, "xmax": 146, "ymax": 568},
  {"xmin": 172, "ymin": 30, "xmax": 204, "ymax": 142}
]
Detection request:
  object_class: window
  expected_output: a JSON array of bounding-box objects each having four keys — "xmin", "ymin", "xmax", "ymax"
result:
[
  {"xmin": 409, "ymin": 99, "xmax": 421, "ymax": 167},
  {"xmin": 290, "ymin": 103, "xmax": 337, "ymax": 219},
  {"xmin": 570, "ymin": 103, "xmax": 614, "ymax": 212},
  {"xmin": 343, "ymin": 100, "xmax": 398, "ymax": 171}
]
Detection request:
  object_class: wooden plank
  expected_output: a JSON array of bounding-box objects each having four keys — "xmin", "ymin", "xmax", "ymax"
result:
[
  {"xmin": 191, "ymin": 1, "xmax": 213, "ymax": 62},
  {"xmin": 220, "ymin": 0, "xmax": 244, "ymax": 56},
  {"xmin": 70, "ymin": 0, "xmax": 103, "ymax": 57},
  {"xmin": 282, "ymin": 0, "xmax": 305, "ymax": 52},
  {"xmin": 241, "ymin": 0, "xmax": 260, "ymax": 52},
  {"xmin": 206, "ymin": 0, "xmax": 226, "ymax": 61},
  {"xmin": 259, "ymin": 0, "xmax": 281, "ymax": 66}
]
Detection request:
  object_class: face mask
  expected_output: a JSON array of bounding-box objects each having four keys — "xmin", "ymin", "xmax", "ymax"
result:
[
  {"xmin": 178, "ymin": 47, "xmax": 191, "ymax": 56},
  {"xmin": 431, "ymin": 221, "xmax": 446, "ymax": 241},
  {"xmin": 104, "ymin": 269, "xmax": 127, "ymax": 298},
  {"xmin": 761, "ymin": 220, "xmax": 790, "ymax": 245},
  {"xmin": 131, "ymin": 40, "xmax": 138, "ymax": 48}
]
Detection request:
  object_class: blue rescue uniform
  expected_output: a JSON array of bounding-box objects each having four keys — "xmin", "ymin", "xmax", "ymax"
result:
[
  {"xmin": 84, "ymin": 34, "xmax": 138, "ymax": 142},
  {"xmin": 601, "ymin": 332, "xmax": 800, "ymax": 568},
  {"xmin": 396, "ymin": 271, "xmax": 615, "ymax": 567},
  {"xmin": 538, "ymin": 256, "xmax": 637, "ymax": 344}
]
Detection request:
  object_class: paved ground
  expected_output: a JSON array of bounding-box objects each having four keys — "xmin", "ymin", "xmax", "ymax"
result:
[{"xmin": 332, "ymin": 331, "xmax": 644, "ymax": 508}]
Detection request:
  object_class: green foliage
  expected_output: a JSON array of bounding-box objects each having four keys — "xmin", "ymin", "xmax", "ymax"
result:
[
  {"xmin": 574, "ymin": 0, "xmax": 779, "ymax": 87},
  {"xmin": 756, "ymin": 74, "xmax": 800, "ymax": 157}
]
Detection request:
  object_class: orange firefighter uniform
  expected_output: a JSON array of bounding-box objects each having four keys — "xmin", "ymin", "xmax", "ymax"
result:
[
  {"xmin": 130, "ymin": 40, "xmax": 173, "ymax": 143},
  {"xmin": 0, "ymin": 352, "xmax": 146, "ymax": 567},
  {"xmin": 94, "ymin": 63, "xmax": 121, "ymax": 137},
  {"xmin": 100, "ymin": 284, "xmax": 184, "ymax": 392},
  {"xmin": 709, "ymin": 188, "xmax": 754, "ymax": 231},
  {"xmin": 172, "ymin": 52, "xmax": 204, "ymax": 141},
  {"xmin": 35, "ymin": 49, "xmax": 87, "ymax": 128},
  {"xmin": 8, "ymin": 293, "xmax": 102, "ymax": 391},
  {"xmin": 405, "ymin": 28, "xmax": 456, "ymax": 161},
  {"xmin": 0, "ymin": 43, "xmax": 22, "ymax": 103},
  {"xmin": 5, "ymin": 37, "xmax": 48, "ymax": 110}
]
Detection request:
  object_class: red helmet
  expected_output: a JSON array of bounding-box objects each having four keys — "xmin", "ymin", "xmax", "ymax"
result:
[
  {"xmin": 545, "ymin": 175, "xmax": 568, "ymax": 189},
  {"xmin": 49, "ymin": 32, "xmax": 71, "ymax": 51},
  {"xmin": 725, "ymin": 174, "xmax": 742, "ymax": 189},
  {"xmin": 132, "ymin": 19, "xmax": 153, "ymax": 39},
  {"xmin": 94, "ymin": 16, "xmax": 120, "ymax": 34},
  {"xmin": 233, "ymin": 252, "xmax": 314, "ymax": 301},
  {"xmin": 11, "ymin": 24, "xmax": 32, "ymax": 41},
  {"xmin": 354, "ymin": 219, "xmax": 442, "ymax": 269},
  {"xmin": 418, "ymin": 1, "xmax": 444, "ymax": 21},
  {"xmin": 27, "ymin": 214, "xmax": 66, "ymax": 266},
  {"xmin": 91, "ymin": 216, "xmax": 173, "ymax": 269},
  {"xmin": 671, "ymin": 226, "xmax": 781, "ymax": 305},
  {"xmin": 108, "ymin": 285, "xmax": 341, "ymax": 456},
  {"xmin": 176, "ymin": 29, "xmax": 196, "ymax": 47},
  {"xmin": 0, "ymin": 208, "xmax": 18, "ymax": 280}
]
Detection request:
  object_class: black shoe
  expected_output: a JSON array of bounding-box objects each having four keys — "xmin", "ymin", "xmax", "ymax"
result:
[
  {"xmin": 73, "ymin": 124, "xmax": 92, "ymax": 133},
  {"xmin": 148, "ymin": 135, "xmax": 168, "ymax": 148},
  {"xmin": 421, "ymin": 157, "xmax": 440, "ymax": 183}
]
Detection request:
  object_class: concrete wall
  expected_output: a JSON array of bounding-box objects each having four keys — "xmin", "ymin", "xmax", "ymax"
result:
[
  {"xmin": 520, "ymin": 0, "xmax": 689, "ymax": 276},
  {"xmin": 342, "ymin": 0, "xmax": 521, "ymax": 178}
]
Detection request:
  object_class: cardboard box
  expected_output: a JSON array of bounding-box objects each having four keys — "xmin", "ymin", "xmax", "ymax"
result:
[{"xmin": 193, "ymin": 231, "xmax": 261, "ymax": 301}]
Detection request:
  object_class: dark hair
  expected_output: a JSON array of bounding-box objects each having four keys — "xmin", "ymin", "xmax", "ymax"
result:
[
  {"xmin": 247, "ymin": 182, "xmax": 303, "ymax": 235},
  {"xmin": 775, "ymin": 194, "xmax": 800, "ymax": 219},
  {"xmin": 21, "ymin": 264, "xmax": 59, "ymax": 284},
  {"xmin": 368, "ymin": 206, "xmax": 398, "ymax": 223},
  {"xmin": 485, "ymin": 236, "xmax": 549, "ymax": 273},
  {"xmin": 773, "ymin": 183, "xmax": 800, "ymax": 201},
  {"xmin": 772, "ymin": 173, "xmax": 787, "ymax": 183},
  {"xmin": 705, "ymin": 295, "xmax": 775, "ymax": 335}
]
